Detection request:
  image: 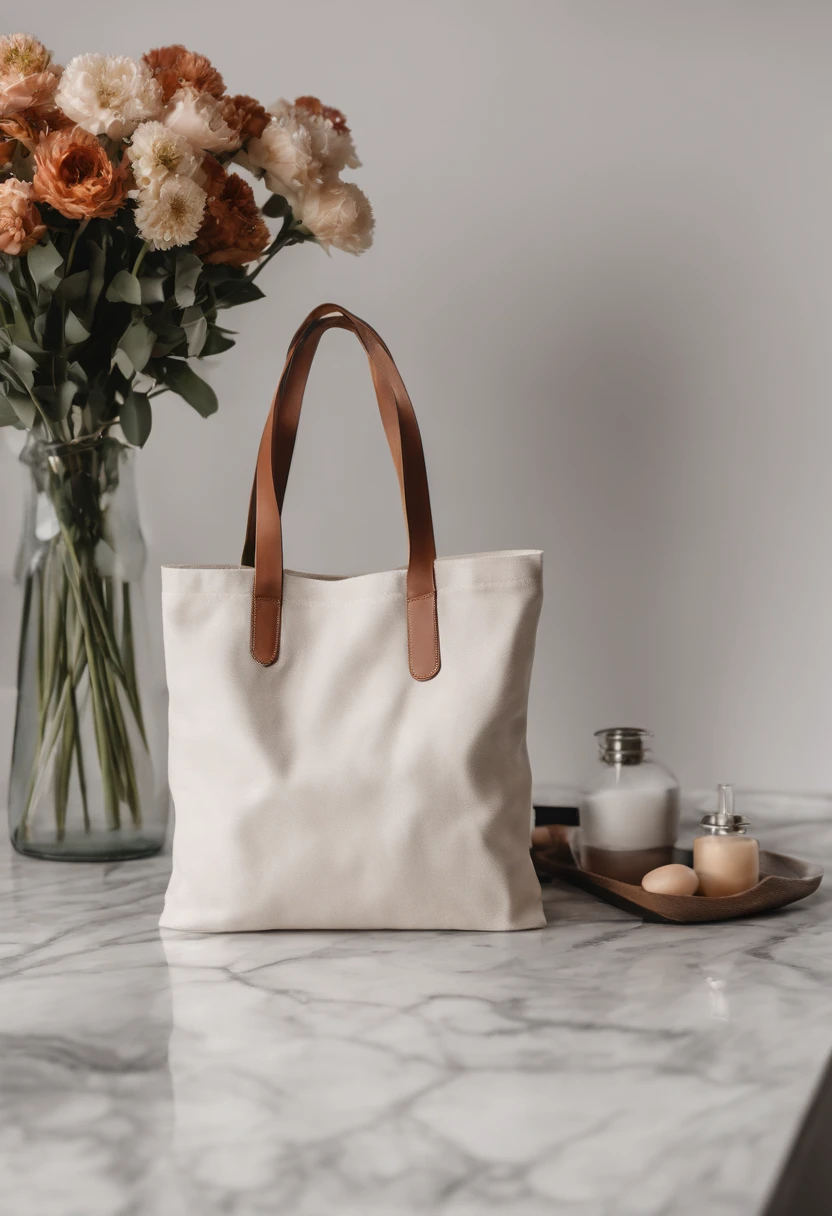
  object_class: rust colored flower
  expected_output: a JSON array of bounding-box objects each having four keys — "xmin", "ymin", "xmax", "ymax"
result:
[
  {"xmin": 0, "ymin": 177, "xmax": 46, "ymax": 255},
  {"xmin": 293, "ymin": 95, "xmax": 350, "ymax": 134},
  {"xmin": 223, "ymin": 94, "xmax": 270, "ymax": 142},
  {"xmin": 0, "ymin": 34, "xmax": 61, "ymax": 118},
  {"xmin": 143, "ymin": 45, "xmax": 225, "ymax": 103},
  {"xmin": 32, "ymin": 126, "xmax": 132, "ymax": 220},
  {"xmin": 194, "ymin": 171, "xmax": 269, "ymax": 266},
  {"xmin": 197, "ymin": 152, "xmax": 227, "ymax": 200}
]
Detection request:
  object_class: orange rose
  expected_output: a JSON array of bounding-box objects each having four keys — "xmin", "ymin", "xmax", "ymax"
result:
[
  {"xmin": 194, "ymin": 171, "xmax": 269, "ymax": 266},
  {"xmin": 32, "ymin": 126, "xmax": 131, "ymax": 220},
  {"xmin": 0, "ymin": 178, "xmax": 46, "ymax": 255}
]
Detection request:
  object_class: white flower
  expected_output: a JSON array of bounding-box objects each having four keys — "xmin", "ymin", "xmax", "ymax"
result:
[
  {"xmin": 134, "ymin": 174, "xmax": 206, "ymax": 250},
  {"xmin": 271, "ymin": 98, "xmax": 359, "ymax": 176},
  {"xmin": 163, "ymin": 86, "xmax": 239, "ymax": 153},
  {"xmin": 299, "ymin": 181, "xmax": 374, "ymax": 255},
  {"xmin": 55, "ymin": 54, "xmax": 162, "ymax": 140},
  {"xmin": 242, "ymin": 120, "xmax": 305, "ymax": 208},
  {"xmin": 127, "ymin": 121, "xmax": 202, "ymax": 192},
  {"xmin": 245, "ymin": 99, "xmax": 359, "ymax": 206}
]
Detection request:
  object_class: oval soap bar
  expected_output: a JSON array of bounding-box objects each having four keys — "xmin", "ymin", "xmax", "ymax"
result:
[{"xmin": 641, "ymin": 863, "xmax": 699, "ymax": 896}]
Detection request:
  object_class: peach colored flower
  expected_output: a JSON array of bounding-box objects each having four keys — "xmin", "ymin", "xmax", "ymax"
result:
[
  {"xmin": 32, "ymin": 127, "xmax": 132, "ymax": 220},
  {"xmin": 0, "ymin": 106, "xmax": 71, "ymax": 156},
  {"xmin": 0, "ymin": 34, "xmax": 60, "ymax": 118},
  {"xmin": 299, "ymin": 181, "xmax": 373, "ymax": 255},
  {"xmin": 0, "ymin": 177, "xmax": 46, "ymax": 255},
  {"xmin": 163, "ymin": 85, "xmax": 239, "ymax": 153},
  {"xmin": 223, "ymin": 94, "xmax": 270, "ymax": 142},
  {"xmin": 194, "ymin": 171, "xmax": 269, "ymax": 265},
  {"xmin": 143, "ymin": 45, "xmax": 224, "ymax": 104}
]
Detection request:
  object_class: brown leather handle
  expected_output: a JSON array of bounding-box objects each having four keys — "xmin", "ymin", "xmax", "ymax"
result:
[{"xmin": 245, "ymin": 304, "xmax": 441, "ymax": 681}]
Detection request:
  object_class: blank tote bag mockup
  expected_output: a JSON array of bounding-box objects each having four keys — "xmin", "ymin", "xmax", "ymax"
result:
[{"xmin": 160, "ymin": 304, "xmax": 545, "ymax": 932}]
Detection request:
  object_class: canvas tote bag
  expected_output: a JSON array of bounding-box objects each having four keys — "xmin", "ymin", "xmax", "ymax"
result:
[{"xmin": 160, "ymin": 304, "xmax": 545, "ymax": 932}]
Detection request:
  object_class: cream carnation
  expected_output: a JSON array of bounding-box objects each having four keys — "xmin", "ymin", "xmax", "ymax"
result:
[
  {"xmin": 299, "ymin": 181, "xmax": 374, "ymax": 255},
  {"xmin": 127, "ymin": 121, "xmax": 201, "ymax": 191},
  {"xmin": 134, "ymin": 174, "xmax": 206, "ymax": 250},
  {"xmin": 246, "ymin": 98, "xmax": 359, "ymax": 204},
  {"xmin": 271, "ymin": 97, "xmax": 359, "ymax": 177},
  {"xmin": 55, "ymin": 53, "xmax": 162, "ymax": 140},
  {"xmin": 163, "ymin": 86, "xmax": 239, "ymax": 153},
  {"xmin": 243, "ymin": 120, "xmax": 304, "ymax": 209}
]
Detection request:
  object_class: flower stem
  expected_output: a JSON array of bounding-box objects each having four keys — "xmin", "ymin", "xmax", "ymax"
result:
[
  {"xmin": 131, "ymin": 242, "xmax": 150, "ymax": 278},
  {"xmin": 65, "ymin": 218, "xmax": 89, "ymax": 277}
]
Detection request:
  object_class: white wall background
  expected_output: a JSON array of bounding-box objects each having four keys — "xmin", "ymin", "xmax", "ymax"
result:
[{"xmin": 2, "ymin": 1, "xmax": 831, "ymax": 794}]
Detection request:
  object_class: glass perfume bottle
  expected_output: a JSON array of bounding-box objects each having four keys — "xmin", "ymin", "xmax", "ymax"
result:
[
  {"xmin": 693, "ymin": 785, "xmax": 760, "ymax": 897},
  {"xmin": 579, "ymin": 728, "xmax": 680, "ymax": 883}
]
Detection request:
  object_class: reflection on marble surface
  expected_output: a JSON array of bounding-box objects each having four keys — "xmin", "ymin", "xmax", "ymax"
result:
[{"xmin": 0, "ymin": 793, "xmax": 830, "ymax": 1215}]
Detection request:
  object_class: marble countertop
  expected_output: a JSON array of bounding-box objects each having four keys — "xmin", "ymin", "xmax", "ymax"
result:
[{"xmin": 1, "ymin": 793, "xmax": 831, "ymax": 1216}]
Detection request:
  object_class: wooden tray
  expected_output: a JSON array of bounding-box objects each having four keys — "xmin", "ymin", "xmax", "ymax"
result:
[{"xmin": 533, "ymin": 827, "xmax": 823, "ymax": 923}]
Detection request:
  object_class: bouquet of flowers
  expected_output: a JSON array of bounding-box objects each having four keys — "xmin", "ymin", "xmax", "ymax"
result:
[{"xmin": 0, "ymin": 32, "xmax": 373, "ymax": 857}]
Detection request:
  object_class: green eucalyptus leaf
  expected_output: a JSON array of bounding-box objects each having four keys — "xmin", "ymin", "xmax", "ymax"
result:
[
  {"xmin": 145, "ymin": 313, "xmax": 185, "ymax": 342},
  {"xmin": 0, "ymin": 268, "xmax": 32, "ymax": 342},
  {"xmin": 27, "ymin": 239, "xmax": 63, "ymax": 290},
  {"xmin": 261, "ymin": 193, "xmax": 291, "ymax": 219},
  {"xmin": 214, "ymin": 279, "xmax": 266, "ymax": 308},
  {"xmin": 64, "ymin": 310, "xmax": 90, "ymax": 345},
  {"xmin": 174, "ymin": 253, "xmax": 202, "ymax": 308},
  {"xmin": 14, "ymin": 338, "xmax": 46, "ymax": 361},
  {"xmin": 120, "ymin": 388, "xmax": 152, "ymax": 447},
  {"xmin": 181, "ymin": 306, "xmax": 207, "ymax": 357},
  {"xmin": 68, "ymin": 360, "xmax": 88, "ymax": 387},
  {"xmin": 159, "ymin": 358, "xmax": 217, "ymax": 417},
  {"xmin": 0, "ymin": 394, "xmax": 25, "ymax": 428},
  {"xmin": 58, "ymin": 380, "xmax": 76, "ymax": 418},
  {"xmin": 106, "ymin": 270, "xmax": 142, "ymax": 306},
  {"xmin": 140, "ymin": 275, "xmax": 167, "ymax": 305},
  {"xmin": 117, "ymin": 320, "xmax": 154, "ymax": 373},
  {"xmin": 56, "ymin": 270, "xmax": 90, "ymax": 305},
  {"xmin": 85, "ymin": 239, "xmax": 106, "ymax": 317},
  {"xmin": 111, "ymin": 347, "xmax": 134, "ymax": 379},
  {"xmin": 202, "ymin": 264, "xmax": 246, "ymax": 285},
  {"xmin": 0, "ymin": 356, "xmax": 33, "ymax": 391},
  {"xmin": 41, "ymin": 296, "xmax": 64, "ymax": 353},
  {"xmin": 36, "ymin": 381, "xmax": 75, "ymax": 419},
  {"xmin": 0, "ymin": 266, "xmax": 17, "ymax": 303},
  {"xmin": 201, "ymin": 326, "xmax": 236, "ymax": 356},
  {"xmin": 88, "ymin": 377, "xmax": 107, "ymax": 417},
  {"xmin": 8, "ymin": 345, "xmax": 38, "ymax": 378},
  {"xmin": 0, "ymin": 385, "xmax": 35, "ymax": 427}
]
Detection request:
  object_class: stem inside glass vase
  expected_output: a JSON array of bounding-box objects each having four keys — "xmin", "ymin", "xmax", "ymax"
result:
[{"xmin": 9, "ymin": 435, "xmax": 166, "ymax": 860}]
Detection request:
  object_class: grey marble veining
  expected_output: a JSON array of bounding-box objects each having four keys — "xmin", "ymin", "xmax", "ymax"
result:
[{"xmin": 0, "ymin": 793, "xmax": 830, "ymax": 1216}]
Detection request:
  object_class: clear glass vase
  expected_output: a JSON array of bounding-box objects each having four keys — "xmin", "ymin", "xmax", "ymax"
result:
[{"xmin": 7, "ymin": 435, "xmax": 168, "ymax": 860}]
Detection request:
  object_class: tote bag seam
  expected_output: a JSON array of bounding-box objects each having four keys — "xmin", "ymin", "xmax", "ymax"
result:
[{"xmin": 162, "ymin": 577, "xmax": 541, "ymax": 606}]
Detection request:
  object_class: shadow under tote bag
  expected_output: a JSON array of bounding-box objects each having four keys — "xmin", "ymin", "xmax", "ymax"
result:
[{"xmin": 160, "ymin": 304, "xmax": 545, "ymax": 932}]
